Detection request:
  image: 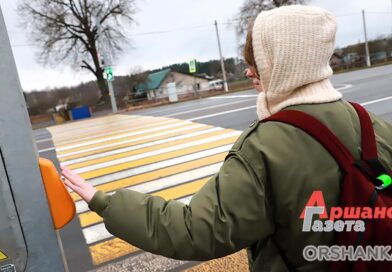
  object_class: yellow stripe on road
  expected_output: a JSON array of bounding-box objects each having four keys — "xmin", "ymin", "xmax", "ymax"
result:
[
  {"xmin": 56, "ymin": 122, "xmax": 198, "ymax": 156},
  {"xmin": 88, "ymin": 213, "xmax": 248, "ymax": 268},
  {"xmin": 54, "ymin": 118, "xmax": 179, "ymax": 149},
  {"xmin": 71, "ymin": 153, "xmax": 227, "ymax": 201},
  {"xmin": 79, "ymin": 177, "xmax": 210, "ymax": 228},
  {"xmin": 68, "ymin": 129, "xmax": 231, "ymax": 170},
  {"xmin": 89, "ymin": 238, "xmax": 139, "ymax": 265},
  {"xmin": 59, "ymin": 123, "xmax": 209, "ymax": 162},
  {"xmin": 79, "ymin": 136, "xmax": 238, "ymax": 180},
  {"xmin": 49, "ymin": 115, "xmax": 152, "ymax": 145}
]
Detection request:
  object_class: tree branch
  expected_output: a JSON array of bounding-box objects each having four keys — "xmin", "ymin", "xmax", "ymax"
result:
[{"xmin": 81, "ymin": 60, "xmax": 97, "ymax": 75}]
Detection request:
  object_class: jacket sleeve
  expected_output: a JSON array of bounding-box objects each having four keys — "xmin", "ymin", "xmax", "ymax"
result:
[{"xmin": 88, "ymin": 150, "xmax": 274, "ymax": 261}]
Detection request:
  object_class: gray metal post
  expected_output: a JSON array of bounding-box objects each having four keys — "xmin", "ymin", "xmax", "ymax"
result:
[
  {"xmin": 107, "ymin": 79, "xmax": 118, "ymax": 112},
  {"xmin": 214, "ymin": 20, "xmax": 229, "ymax": 92},
  {"xmin": 97, "ymin": 20, "xmax": 118, "ymax": 113},
  {"xmin": 390, "ymin": 0, "xmax": 392, "ymax": 35},
  {"xmin": 56, "ymin": 230, "xmax": 70, "ymax": 272},
  {"xmin": 362, "ymin": 10, "xmax": 371, "ymax": 67},
  {"xmin": 0, "ymin": 7, "xmax": 64, "ymax": 272}
]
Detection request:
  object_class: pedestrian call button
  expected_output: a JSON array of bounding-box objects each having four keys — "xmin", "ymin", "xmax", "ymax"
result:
[{"xmin": 38, "ymin": 158, "xmax": 76, "ymax": 229}]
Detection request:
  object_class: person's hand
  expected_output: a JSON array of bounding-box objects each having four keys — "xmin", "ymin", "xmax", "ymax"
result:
[{"xmin": 61, "ymin": 165, "xmax": 97, "ymax": 204}]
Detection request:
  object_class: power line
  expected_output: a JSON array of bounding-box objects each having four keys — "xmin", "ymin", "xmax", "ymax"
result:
[
  {"xmin": 126, "ymin": 24, "xmax": 214, "ymax": 36},
  {"xmin": 335, "ymin": 12, "xmax": 359, "ymax": 17},
  {"xmin": 10, "ymin": 24, "xmax": 215, "ymax": 47},
  {"xmin": 11, "ymin": 43, "xmax": 39, "ymax": 47},
  {"xmin": 367, "ymin": 11, "xmax": 392, "ymax": 14}
]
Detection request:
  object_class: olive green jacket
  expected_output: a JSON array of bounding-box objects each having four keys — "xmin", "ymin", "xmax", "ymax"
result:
[{"xmin": 89, "ymin": 100, "xmax": 392, "ymax": 271}]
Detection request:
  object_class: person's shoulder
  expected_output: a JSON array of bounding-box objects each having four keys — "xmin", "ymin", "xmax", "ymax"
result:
[
  {"xmin": 230, "ymin": 119, "xmax": 260, "ymax": 152},
  {"xmin": 231, "ymin": 119, "xmax": 284, "ymax": 154}
]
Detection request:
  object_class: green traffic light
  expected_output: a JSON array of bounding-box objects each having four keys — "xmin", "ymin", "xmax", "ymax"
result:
[{"xmin": 104, "ymin": 67, "xmax": 114, "ymax": 81}]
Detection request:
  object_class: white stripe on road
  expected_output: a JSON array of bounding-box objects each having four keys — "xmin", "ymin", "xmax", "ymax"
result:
[
  {"xmin": 75, "ymin": 163, "xmax": 221, "ymax": 214},
  {"xmin": 62, "ymin": 127, "xmax": 224, "ymax": 166},
  {"xmin": 56, "ymin": 121, "xmax": 196, "ymax": 153},
  {"xmin": 336, "ymin": 84, "xmax": 353, "ymax": 91},
  {"xmin": 360, "ymin": 95, "xmax": 392, "ymax": 106},
  {"xmin": 86, "ymin": 145, "xmax": 232, "ymax": 186},
  {"xmin": 39, "ymin": 147, "xmax": 56, "ymax": 153},
  {"xmin": 35, "ymin": 137, "xmax": 52, "ymax": 144},
  {"xmin": 73, "ymin": 131, "xmax": 240, "ymax": 174},
  {"xmin": 164, "ymin": 98, "xmax": 255, "ymax": 117},
  {"xmin": 207, "ymin": 95, "xmax": 258, "ymax": 99},
  {"xmin": 187, "ymin": 106, "xmax": 256, "ymax": 121},
  {"xmin": 37, "ymin": 115, "xmax": 155, "ymax": 144},
  {"xmin": 83, "ymin": 196, "xmax": 192, "ymax": 245},
  {"xmin": 58, "ymin": 123, "xmax": 207, "ymax": 159},
  {"xmin": 49, "ymin": 115, "xmax": 150, "ymax": 135}
]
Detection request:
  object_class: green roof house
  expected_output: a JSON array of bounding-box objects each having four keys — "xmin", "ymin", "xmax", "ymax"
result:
[{"xmin": 135, "ymin": 69, "xmax": 209, "ymax": 100}]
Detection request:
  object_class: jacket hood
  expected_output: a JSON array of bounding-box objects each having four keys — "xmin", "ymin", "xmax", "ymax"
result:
[{"xmin": 252, "ymin": 5, "xmax": 342, "ymax": 120}]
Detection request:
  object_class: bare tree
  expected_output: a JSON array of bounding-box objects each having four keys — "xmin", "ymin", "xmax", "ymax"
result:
[
  {"xmin": 234, "ymin": 0, "xmax": 309, "ymax": 38},
  {"xmin": 17, "ymin": 0, "xmax": 137, "ymax": 100}
]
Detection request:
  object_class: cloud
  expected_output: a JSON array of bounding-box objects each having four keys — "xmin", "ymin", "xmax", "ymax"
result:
[{"xmin": 1, "ymin": 0, "xmax": 391, "ymax": 90}]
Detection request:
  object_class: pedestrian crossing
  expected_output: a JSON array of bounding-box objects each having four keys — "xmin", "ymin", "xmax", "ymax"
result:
[{"xmin": 47, "ymin": 114, "xmax": 246, "ymax": 269}]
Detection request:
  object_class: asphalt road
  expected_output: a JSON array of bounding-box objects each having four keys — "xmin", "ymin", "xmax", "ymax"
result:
[
  {"xmin": 129, "ymin": 64, "xmax": 392, "ymax": 129},
  {"xmin": 33, "ymin": 64, "xmax": 392, "ymax": 272}
]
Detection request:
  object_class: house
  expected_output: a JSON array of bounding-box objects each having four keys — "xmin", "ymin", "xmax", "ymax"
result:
[
  {"xmin": 370, "ymin": 51, "xmax": 387, "ymax": 62},
  {"xmin": 134, "ymin": 69, "xmax": 210, "ymax": 100},
  {"xmin": 343, "ymin": 52, "xmax": 358, "ymax": 64}
]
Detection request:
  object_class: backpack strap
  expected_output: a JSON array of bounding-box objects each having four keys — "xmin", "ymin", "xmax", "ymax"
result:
[
  {"xmin": 349, "ymin": 102, "xmax": 390, "ymax": 187},
  {"xmin": 261, "ymin": 110, "xmax": 355, "ymax": 173},
  {"xmin": 349, "ymin": 102, "xmax": 378, "ymax": 161}
]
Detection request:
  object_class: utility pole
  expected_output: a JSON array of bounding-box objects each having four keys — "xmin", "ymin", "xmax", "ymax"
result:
[
  {"xmin": 214, "ymin": 20, "xmax": 229, "ymax": 92},
  {"xmin": 97, "ymin": 19, "xmax": 118, "ymax": 113},
  {"xmin": 390, "ymin": 0, "xmax": 392, "ymax": 34},
  {"xmin": 362, "ymin": 10, "xmax": 371, "ymax": 67}
]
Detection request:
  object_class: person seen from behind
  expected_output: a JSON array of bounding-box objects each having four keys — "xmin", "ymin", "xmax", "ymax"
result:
[{"xmin": 62, "ymin": 5, "xmax": 392, "ymax": 271}]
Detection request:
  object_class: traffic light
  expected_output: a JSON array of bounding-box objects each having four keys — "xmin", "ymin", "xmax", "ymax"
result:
[{"xmin": 104, "ymin": 67, "xmax": 114, "ymax": 81}]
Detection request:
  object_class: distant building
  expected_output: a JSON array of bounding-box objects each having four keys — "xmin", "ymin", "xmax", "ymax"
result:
[
  {"xmin": 370, "ymin": 51, "xmax": 387, "ymax": 62},
  {"xmin": 330, "ymin": 51, "xmax": 343, "ymax": 69},
  {"xmin": 134, "ymin": 69, "xmax": 211, "ymax": 100},
  {"xmin": 343, "ymin": 52, "xmax": 359, "ymax": 64}
]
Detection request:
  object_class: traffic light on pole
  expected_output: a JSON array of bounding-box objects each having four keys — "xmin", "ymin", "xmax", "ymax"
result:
[{"xmin": 104, "ymin": 67, "xmax": 114, "ymax": 81}]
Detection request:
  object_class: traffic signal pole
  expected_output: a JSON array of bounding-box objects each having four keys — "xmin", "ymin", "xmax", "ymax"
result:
[
  {"xmin": 107, "ymin": 74, "xmax": 117, "ymax": 113},
  {"xmin": 97, "ymin": 20, "xmax": 118, "ymax": 113}
]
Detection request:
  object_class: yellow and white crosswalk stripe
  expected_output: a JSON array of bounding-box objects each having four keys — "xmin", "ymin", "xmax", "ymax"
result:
[
  {"xmin": 62, "ymin": 126, "xmax": 224, "ymax": 166},
  {"xmin": 49, "ymin": 114, "xmax": 243, "ymax": 267},
  {"xmin": 56, "ymin": 120, "xmax": 199, "ymax": 156},
  {"xmin": 65, "ymin": 128, "xmax": 232, "ymax": 169}
]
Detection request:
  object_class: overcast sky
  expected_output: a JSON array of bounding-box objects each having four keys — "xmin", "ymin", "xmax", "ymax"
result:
[{"xmin": 1, "ymin": 0, "xmax": 391, "ymax": 91}]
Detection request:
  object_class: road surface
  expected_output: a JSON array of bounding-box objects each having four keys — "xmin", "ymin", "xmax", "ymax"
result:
[{"xmin": 34, "ymin": 64, "xmax": 392, "ymax": 271}]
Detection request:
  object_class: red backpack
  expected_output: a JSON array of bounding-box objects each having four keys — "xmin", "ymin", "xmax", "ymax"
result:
[{"xmin": 263, "ymin": 102, "xmax": 392, "ymax": 271}]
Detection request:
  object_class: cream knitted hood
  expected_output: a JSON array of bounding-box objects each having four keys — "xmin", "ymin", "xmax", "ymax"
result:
[{"xmin": 252, "ymin": 5, "xmax": 342, "ymax": 120}]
